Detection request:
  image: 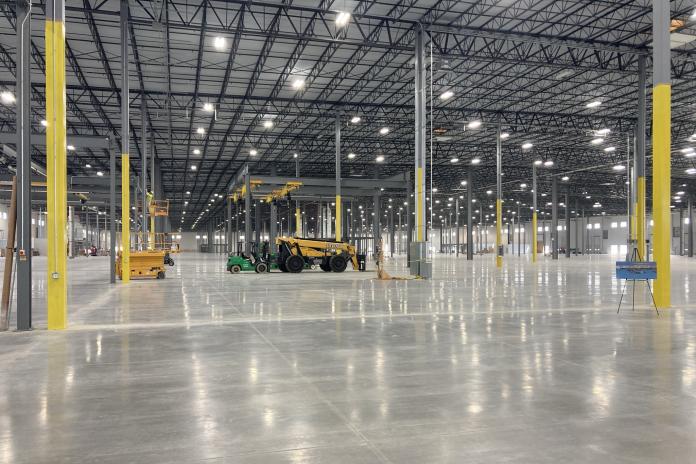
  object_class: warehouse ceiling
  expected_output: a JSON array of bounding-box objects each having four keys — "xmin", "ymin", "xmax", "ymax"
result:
[{"xmin": 1, "ymin": 0, "xmax": 696, "ymax": 230}]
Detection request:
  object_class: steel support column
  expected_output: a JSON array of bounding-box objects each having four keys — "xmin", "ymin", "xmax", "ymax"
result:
[
  {"xmin": 406, "ymin": 174, "xmax": 412, "ymax": 265},
  {"xmin": 652, "ymin": 0, "xmax": 671, "ymax": 307},
  {"xmin": 688, "ymin": 196, "xmax": 693, "ymax": 258},
  {"xmin": 636, "ymin": 55, "xmax": 647, "ymax": 259},
  {"xmin": 466, "ymin": 170, "xmax": 473, "ymax": 261},
  {"xmin": 373, "ymin": 190, "xmax": 381, "ymax": 252},
  {"xmin": 46, "ymin": 0, "xmax": 67, "ymax": 328},
  {"xmin": 226, "ymin": 196, "xmax": 232, "ymax": 253},
  {"xmin": 120, "ymin": 0, "xmax": 130, "ymax": 283},
  {"xmin": 455, "ymin": 198, "xmax": 460, "ymax": 257},
  {"xmin": 414, "ymin": 25, "xmax": 427, "ymax": 248},
  {"xmin": 565, "ymin": 193, "xmax": 571, "ymax": 258},
  {"xmin": 335, "ymin": 114, "xmax": 342, "ymax": 241},
  {"xmin": 110, "ymin": 140, "xmax": 116, "ymax": 283},
  {"xmin": 532, "ymin": 164, "xmax": 538, "ymax": 263},
  {"xmin": 16, "ymin": 0, "xmax": 32, "ymax": 330},
  {"xmin": 552, "ymin": 175, "xmax": 558, "ymax": 260},
  {"xmin": 495, "ymin": 125, "xmax": 503, "ymax": 268},
  {"xmin": 244, "ymin": 172, "xmax": 251, "ymax": 254},
  {"xmin": 270, "ymin": 200, "xmax": 277, "ymax": 248},
  {"xmin": 141, "ymin": 95, "xmax": 149, "ymax": 249}
]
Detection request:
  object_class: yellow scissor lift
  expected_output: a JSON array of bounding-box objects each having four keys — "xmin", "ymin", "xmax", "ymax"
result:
[{"xmin": 117, "ymin": 198, "xmax": 176, "ymax": 280}]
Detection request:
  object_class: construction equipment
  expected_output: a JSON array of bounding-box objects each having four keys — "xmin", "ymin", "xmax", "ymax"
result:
[
  {"xmin": 226, "ymin": 254, "xmax": 269, "ymax": 274},
  {"xmin": 117, "ymin": 250, "xmax": 167, "ymax": 279},
  {"xmin": 275, "ymin": 237, "xmax": 360, "ymax": 273}
]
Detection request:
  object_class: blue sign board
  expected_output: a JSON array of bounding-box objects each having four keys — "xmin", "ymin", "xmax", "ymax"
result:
[{"xmin": 616, "ymin": 261, "xmax": 657, "ymax": 280}]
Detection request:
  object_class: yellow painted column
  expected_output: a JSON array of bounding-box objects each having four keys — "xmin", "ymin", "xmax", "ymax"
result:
[
  {"xmin": 149, "ymin": 215, "xmax": 155, "ymax": 249},
  {"xmin": 652, "ymin": 84, "xmax": 671, "ymax": 307},
  {"xmin": 120, "ymin": 0, "xmax": 130, "ymax": 282},
  {"xmin": 652, "ymin": 0, "xmax": 671, "ymax": 308},
  {"xmin": 335, "ymin": 196, "xmax": 342, "ymax": 242},
  {"xmin": 46, "ymin": 2, "xmax": 67, "ymax": 330},
  {"xmin": 121, "ymin": 157, "xmax": 130, "ymax": 282},
  {"xmin": 295, "ymin": 207, "xmax": 301, "ymax": 237},
  {"xmin": 532, "ymin": 211, "xmax": 538, "ymax": 263},
  {"xmin": 496, "ymin": 199, "xmax": 502, "ymax": 268},
  {"xmin": 416, "ymin": 167, "xmax": 424, "ymax": 241}
]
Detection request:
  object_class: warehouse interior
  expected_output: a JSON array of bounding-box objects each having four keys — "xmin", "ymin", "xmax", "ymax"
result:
[{"xmin": 1, "ymin": 1, "xmax": 696, "ymax": 462}]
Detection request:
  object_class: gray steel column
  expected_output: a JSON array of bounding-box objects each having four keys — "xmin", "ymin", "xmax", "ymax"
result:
[
  {"xmin": 226, "ymin": 196, "xmax": 231, "ymax": 253},
  {"xmin": 373, "ymin": 190, "xmax": 381, "ymax": 252},
  {"xmin": 295, "ymin": 154, "xmax": 300, "ymax": 237},
  {"xmin": 517, "ymin": 204, "xmax": 521, "ymax": 256},
  {"xmin": 270, "ymin": 201, "xmax": 277, "ymax": 247},
  {"xmin": 414, "ymin": 24, "xmax": 426, "ymax": 244},
  {"xmin": 565, "ymin": 193, "xmax": 571, "ymax": 258},
  {"xmin": 688, "ymin": 195, "xmax": 693, "ymax": 257},
  {"xmin": 466, "ymin": 170, "xmax": 473, "ymax": 260},
  {"xmin": 244, "ymin": 171, "xmax": 251, "ymax": 254},
  {"xmin": 16, "ymin": 0, "xmax": 31, "ymax": 330},
  {"xmin": 335, "ymin": 113, "xmax": 342, "ymax": 241},
  {"xmin": 110, "ymin": 141, "xmax": 116, "ymax": 283},
  {"xmin": 636, "ymin": 55, "xmax": 647, "ymax": 256},
  {"xmin": 316, "ymin": 200, "xmax": 321, "ymax": 238},
  {"xmin": 495, "ymin": 125, "xmax": 503, "ymax": 266},
  {"xmin": 235, "ymin": 200, "xmax": 240, "ymax": 252},
  {"xmin": 255, "ymin": 200, "xmax": 261, "ymax": 244},
  {"xmin": 389, "ymin": 207, "xmax": 394, "ymax": 257},
  {"xmin": 406, "ymin": 174, "xmax": 412, "ymax": 265},
  {"xmin": 141, "ymin": 95, "xmax": 148, "ymax": 246},
  {"xmin": 679, "ymin": 208, "xmax": 684, "ymax": 256},
  {"xmin": 552, "ymin": 175, "xmax": 558, "ymax": 260},
  {"xmin": 455, "ymin": 198, "xmax": 460, "ymax": 257}
]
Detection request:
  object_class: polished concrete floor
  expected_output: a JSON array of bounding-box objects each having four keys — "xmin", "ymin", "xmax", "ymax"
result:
[{"xmin": 1, "ymin": 253, "xmax": 696, "ymax": 463}]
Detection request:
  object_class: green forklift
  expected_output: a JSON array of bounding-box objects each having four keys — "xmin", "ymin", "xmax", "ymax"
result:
[{"xmin": 226, "ymin": 242, "xmax": 276, "ymax": 274}]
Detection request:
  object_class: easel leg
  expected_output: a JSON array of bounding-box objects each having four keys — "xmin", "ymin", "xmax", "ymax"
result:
[
  {"xmin": 617, "ymin": 279, "xmax": 629, "ymax": 314},
  {"xmin": 646, "ymin": 280, "xmax": 660, "ymax": 316}
]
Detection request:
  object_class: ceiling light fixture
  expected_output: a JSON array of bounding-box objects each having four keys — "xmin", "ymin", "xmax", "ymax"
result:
[
  {"xmin": 67, "ymin": 145, "xmax": 75, "ymax": 151},
  {"xmin": 292, "ymin": 78, "xmax": 305, "ymax": 90},
  {"xmin": 196, "ymin": 127, "xmax": 205, "ymax": 135},
  {"xmin": 40, "ymin": 119, "xmax": 48, "ymax": 127},
  {"xmin": 500, "ymin": 132, "xmax": 510, "ymax": 139},
  {"xmin": 0, "ymin": 91, "xmax": 15, "ymax": 105},
  {"xmin": 439, "ymin": 90, "xmax": 454, "ymax": 100},
  {"xmin": 350, "ymin": 116, "xmax": 361, "ymax": 124},
  {"xmin": 544, "ymin": 160, "xmax": 554, "ymax": 167},
  {"xmin": 213, "ymin": 36, "xmax": 226, "ymax": 51},
  {"xmin": 202, "ymin": 102, "xmax": 214, "ymax": 112},
  {"xmin": 450, "ymin": 157, "xmax": 459, "ymax": 163},
  {"xmin": 613, "ymin": 164, "xmax": 626, "ymax": 171},
  {"xmin": 335, "ymin": 11, "xmax": 351, "ymax": 27},
  {"xmin": 590, "ymin": 138, "xmax": 604, "ymax": 145},
  {"xmin": 595, "ymin": 128, "xmax": 611, "ymax": 136},
  {"xmin": 347, "ymin": 153, "xmax": 356, "ymax": 159},
  {"xmin": 190, "ymin": 165, "xmax": 197, "ymax": 171},
  {"xmin": 85, "ymin": 163, "xmax": 91, "ymax": 168},
  {"xmin": 467, "ymin": 120, "xmax": 482, "ymax": 129},
  {"xmin": 193, "ymin": 148, "xmax": 201, "ymax": 155},
  {"xmin": 604, "ymin": 146, "xmax": 616, "ymax": 152},
  {"xmin": 379, "ymin": 127, "xmax": 389, "ymax": 135},
  {"xmin": 263, "ymin": 120, "xmax": 273, "ymax": 129},
  {"xmin": 96, "ymin": 171, "xmax": 103, "ymax": 177},
  {"xmin": 522, "ymin": 142, "xmax": 533, "ymax": 150},
  {"xmin": 375, "ymin": 155, "xmax": 385, "ymax": 163},
  {"xmin": 250, "ymin": 149, "xmax": 257, "ymax": 156},
  {"xmin": 586, "ymin": 100, "xmax": 602, "ymax": 109}
]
